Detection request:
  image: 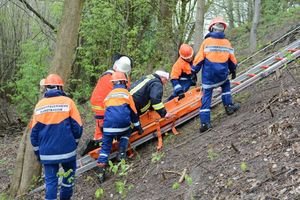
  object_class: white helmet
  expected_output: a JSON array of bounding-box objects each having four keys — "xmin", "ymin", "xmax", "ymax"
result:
[
  {"xmin": 155, "ymin": 70, "xmax": 170, "ymax": 80},
  {"xmin": 113, "ymin": 56, "xmax": 132, "ymax": 74}
]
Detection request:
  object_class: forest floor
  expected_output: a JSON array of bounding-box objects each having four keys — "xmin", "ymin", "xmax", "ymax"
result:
[
  {"xmin": 68, "ymin": 60, "xmax": 300, "ymax": 200},
  {"xmin": 1, "ymin": 58, "xmax": 299, "ymax": 200}
]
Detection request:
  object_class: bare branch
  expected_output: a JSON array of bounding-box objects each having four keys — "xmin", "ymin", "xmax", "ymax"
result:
[{"xmin": 18, "ymin": 0, "xmax": 56, "ymax": 31}]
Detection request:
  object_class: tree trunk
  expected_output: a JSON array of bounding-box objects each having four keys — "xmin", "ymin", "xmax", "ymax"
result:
[
  {"xmin": 157, "ymin": 0, "xmax": 177, "ymax": 61},
  {"xmin": 247, "ymin": 0, "xmax": 253, "ymax": 22},
  {"xmin": 236, "ymin": 0, "xmax": 242, "ymax": 26},
  {"xmin": 10, "ymin": 0, "xmax": 84, "ymax": 197},
  {"xmin": 193, "ymin": 0, "xmax": 205, "ymax": 53},
  {"xmin": 227, "ymin": 0, "xmax": 235, "ymax": 29},
  {"xmin": 50, "ymin": 0, "xmax": 84, "ymax": 82},
  {"xmin": 249, "ymin": 0, "xmax": 261, "ymax": 53}
]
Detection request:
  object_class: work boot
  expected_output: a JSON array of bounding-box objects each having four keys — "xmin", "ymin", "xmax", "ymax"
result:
[
  {"xmin": 117, "ymin": 150, "xmax": 127, "ymax": 162},
  {"xmin": 96, "ymin": 163, "xmax": 107, "ymax": 183},
  {"xmin": 81, "ymin": 139, "xmax": 102, "ymax": 156},
  {"xmin": 225, "ymin": 103, "xmax": 240, "ymax": 115},
  {"xmin": 200, "ymin": 123, "xmax": 212, "ymax": 133}
]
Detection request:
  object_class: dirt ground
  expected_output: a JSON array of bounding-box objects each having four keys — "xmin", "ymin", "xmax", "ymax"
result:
[
  {"xmin": 1, "ymin": 48, "xmax": 299, "ymax": 199},
  {"xmin": 4, "ymin": 60, "xmax": 296, "ymax": 200}
]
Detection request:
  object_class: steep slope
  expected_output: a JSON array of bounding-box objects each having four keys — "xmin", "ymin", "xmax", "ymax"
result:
[{"xmin": 69, "ymin": 60, "xmax": 299, "ymax": 200}]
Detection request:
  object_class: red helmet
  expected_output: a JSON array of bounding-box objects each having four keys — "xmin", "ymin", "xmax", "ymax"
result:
[
  {"xmin": 208, "ymin": 17, "xmax": 227, "ymax": 32},
  {"xmin": 111, "ymin": 71, "xmax": 127, "ymax": 82},
  {"xmin": 179, "ymin": 44, "xmax": 194, "ymax": 60},
  {"xmin": 44, "ymin": 74, "xmax": 64, "ymax": 86}
]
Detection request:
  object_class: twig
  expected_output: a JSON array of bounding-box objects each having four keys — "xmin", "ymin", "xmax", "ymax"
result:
[
  {"xmin": 178, "ymin": 168, "xmax": 187, "ymax": 183},
  {"xmin": 286, "ymin": 67, "xmax": 300, "ymax": 86},
  {"xmin": 18, "ymin": 0, "xmax": 56, "ymax": 31},
  {"xmin": 174, "ymin": 139, "xmax": 192, "ymax": 148},
  {"xmin": 268, "ymin": 106, "xmax": 274, "ymax": 118},
  {"xmin": 247, "ymin": 168, "xmax": 290, "ymax": 193},
  {"xmin": 286, "ymin": 138, "xmax": 300, "ymax": 143},
  {"xmin": 163, "ymin": 170, "xmax": 182, "ymax": 176},
  {"xmin": 210, "ymin": 128, "xmax": 221, "ymax": 134},
  {"xmin": 230, "ymin": 143, "xmax": 240, "ymax": 153},
  {"xmin": 258, "ymin": 96, "xmax": 279, "ymax": 113}
]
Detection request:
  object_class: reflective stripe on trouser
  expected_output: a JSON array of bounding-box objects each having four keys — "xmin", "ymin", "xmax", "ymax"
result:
[
  {"xmin": 44, "ymin": 160, "xmax": 76, "ymax": 200},
  {"xmin": 200, "ymin": 80, "xmax": 233, "ymax": 124},
  {"xmin": 97, "ymin": 130, "xmax": 131, "ymax": 164},
  {"xmin": 199, "ymin": 88, "xmax": 213, "ymax": 124},
  {"xmin": 94, "ymin": 118, "xmax": 104, "ymax": 140},
  {"xmin": 221, "ymin": 80, "xmax": 232, "ymax": 106},
  {"xmin": 167, "ymin": 80, "xmax": 192, "ymax": 101}
]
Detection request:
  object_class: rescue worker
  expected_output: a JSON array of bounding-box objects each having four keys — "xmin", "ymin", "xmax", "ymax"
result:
[
  {"xmin": 167, "ymin": 44, "xmax": 197, "ymax": 101},
  {"xmin": 192, "ymin": 17, "xmax": 240, "ymax": 133},
  {"xmin": 83, "ymin": 55, "xmax": 132, "ymax": 155},
  {"xmin": 30, "ymin": 74, "xmax": 83, "ymax": 200},
  {"xmin": 129, "ymin": 70, "xmax": 173, "ymax": 118},
  {"xmin": 96, "ymin": 71, "xmax": 143, "ymax": 183}
]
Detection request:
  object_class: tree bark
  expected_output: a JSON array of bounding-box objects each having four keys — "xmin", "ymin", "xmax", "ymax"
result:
[
  {"xmin": 247, "ymin": 0, "xmax": 253, "ymax": 22},
  {"xmin": 49, "ymin": 0, "xmax": 84, "ymax": 82},
  {"xmin": 10, "ymin": 0, "xmax": 84, "ymax": 197},
  {"xmin": 249, "ymin": 0, "xmax": 261, "ymax": 53},
  {"xmin": 193, "ymin": 0, "xmax": 205, "ymax": 52},
  {"xmin": 227, "ymin": 0, "xmax": 235, "ymax": 29},
  {"xmin": 235, "ymin": 0, "xmax": 242, "ymax": 26}
]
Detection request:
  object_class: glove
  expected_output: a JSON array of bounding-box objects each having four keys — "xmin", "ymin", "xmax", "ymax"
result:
[
  {"xmin": 137, "ymin": 126, "xmax": 144, "ymax": 135},
  {"xmin": 35, "ymin": 155, "xmax": 40, "ymax": 162},
  {"xmin": 178, "ymin": 92, "xmax": 185, "ymax": 100},
  {"xmin": 190, "ymin": 72, "xmax": 197, "ymax": 86},
  {"xmin": 231, "ymin": 71, "xmax": 236, "ymax": 80}
]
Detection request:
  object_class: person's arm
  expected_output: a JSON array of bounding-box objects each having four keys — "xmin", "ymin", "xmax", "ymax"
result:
[
  {"xmin": 192, "ymin": 42, "xmax": 205, "ymax": 73},
  {"xmin": 128, "ymin": 95, "xmax": 143, "ymax": 135},
  {"xmin": 149, "ymin": 82, "xmax": 167, "ymax": 117},
  {"xmin": 30, "ymin": 117, "xmax": 41, "ymax": 161},
  {"xmin": 228, "ymin": 41, "xmax": 238, "ymax": 79},
  {"xmin": 70, "ymin": 100, "xmax": 83, "ymax": 145}
]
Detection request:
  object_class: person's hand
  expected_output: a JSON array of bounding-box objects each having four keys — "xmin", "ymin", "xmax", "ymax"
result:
[
  {"xmin": 190, "ymin": 72, "xmax": 197, "ymax": 86},
  {"xmin": 137, "ymin": 126, "xmax": 144, "ymax": 135},
  {"xmin": 178, "ymin": 92, "xmax": 185, "ymax": 100},
  {"xmin": 164, "ymin": 112, "xmax": 174, "ymax": 119},
  {"xmin": 36, "ymin": 155, "xmax": 40, "ymax": 162}
]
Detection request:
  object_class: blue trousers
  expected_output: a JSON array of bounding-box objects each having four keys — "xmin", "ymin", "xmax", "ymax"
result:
[
  {"xmin": 44, "ymin": 160, "xmax": 76, "ymax": 200},
  {"xmin": 97, "ymin": 130, "xmax": 131, "ymax": 164},
  {"xmin": 199, "ymin": 79, "xmax": 232, "ymax": 124},
  {"xmin": 167, "ymin": 80, "xmax": 191, "ymax": 101}
]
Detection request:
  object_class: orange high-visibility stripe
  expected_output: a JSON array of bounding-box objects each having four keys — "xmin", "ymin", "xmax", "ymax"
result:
[
  {"xmin": 90, "ymin": 73, "xmax": 131, "ymax": 114},
  {"xmin": 104, "ymin": 88, "xmax": 137, "ymax": 114},
  {"xmin": 171, "ymin": 58, "xmax": 192, "ymax": 79},
  {"xmin": 31, "ymin": 96, "xmax": 82, "ymax": 128},
  {"xmin": 193, "ymin": 37, "xmax": 237, "ymax": 65}
]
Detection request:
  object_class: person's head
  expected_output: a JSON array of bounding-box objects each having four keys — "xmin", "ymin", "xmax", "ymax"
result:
[
  {"xmin": 113, "ymin": 56, "xmax": 132, "ymax": 75},
  {"xmin": 179, "ymin": 44, "xmax": 194, "ymax": 62},
  {"xmin": 111, "ymin": 71, "xmax": 128, "ymax": 86},
  {"xmin": 43, "ymin": 74, "xmax": 64, "ymax": 91},
  {"xmin": 208, "ymin": 17, "xmax": 227, "ymax": 32},
  {"xmin": 154, "ymin": 70, "xmax": 169, "ymax": 85}
]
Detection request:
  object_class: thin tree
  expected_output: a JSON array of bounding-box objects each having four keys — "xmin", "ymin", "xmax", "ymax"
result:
[
  {"xmin": 249, "ymin": 0, "xmax": 261, "ymax": 53},
  {"xmin": 227, "ymin": 0, "xmax": 234, "ymax": 29},
  {"xmin": 193, "ymin": 0, "xmax": 205, "ymax": 53},
  {"xmin": 10, "ymin": 0, "xmax": 84, "ymax": 197}
]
